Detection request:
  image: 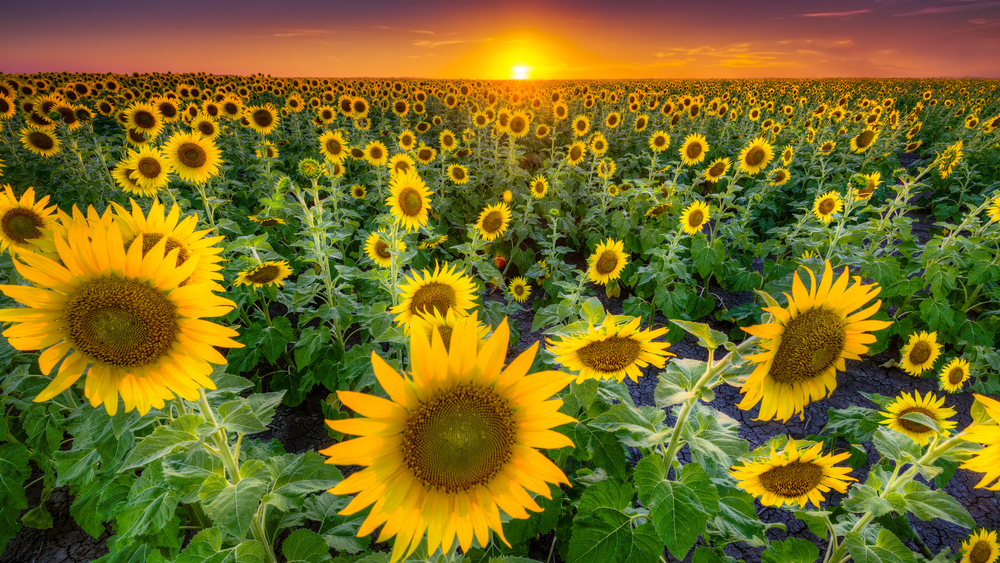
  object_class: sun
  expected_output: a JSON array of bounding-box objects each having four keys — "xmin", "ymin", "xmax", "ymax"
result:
[{"xmin": 510, "ymin": 64, "xmax": 533, "ymax": 80}]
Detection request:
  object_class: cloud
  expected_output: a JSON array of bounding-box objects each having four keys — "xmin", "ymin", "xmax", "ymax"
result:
[
  {"xmin": 273, "ymin": 29, "xmax": 331, "ymax": 37},
  {"xmin": 373, "ymin": 25, "xmax": 435, "ymax": 35},
  {"xmin": 412, "ymin": 39, "xmax": 471, "ymax": 48},
  {"xmin": 895, "ymin": 1, "xmax": 1000, "ymax": 15},
  {"xmin": 796, "ymin": 9, "xmax": 872, "ymax": 17}
]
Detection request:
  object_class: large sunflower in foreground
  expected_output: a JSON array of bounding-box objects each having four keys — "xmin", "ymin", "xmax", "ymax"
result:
[
  {"xmin": 0, "ymin": 184, "xmax": 59, "ymax": 256},
  {"xmin": 730, "ymin": 441, "xmax": 856, "ymax": 509},
  {"xmin": 162, "ymin": 131, "xmax": 223, "ymax": 185},
  {"xmin": 587, "ymin": 238, "xmax": 628, "ymax": 285},
  {"xmin": 739, "ymin": 260, "xmax": 891, "ymax": 422},
  {"xmin": 738, "ymin": 136, "xmax": 774, "ymax": 175},
  {"xmin": 961, "ymin": 529, "xmax": 1000, "ymax": 563},
  {"xmin": 386, "ymin": 170, "xmax": 432, "ymax": 232},
  {"xmin": 321, "ymin": 316, "xmax": 575, "ymax": 563},
  {"xmin": 880, "ymin": 390, "xmax": 957, "ymax": 446},
  {"xmin": 547, "ymin": 317, "xmax": 674, "ymax": 383},
  {"xmin": 0, "ymin": 220, "xmax": 243, "ymax": 416},
  {"xmin": 962, "ymin": 394, "xmax": 1000, "ymax": 490},
  {"xmin": 389, "ymin": 262, "xmax": 478, "ymax": 331}
]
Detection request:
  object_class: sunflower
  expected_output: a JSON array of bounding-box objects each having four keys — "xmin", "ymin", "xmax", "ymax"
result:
[
  {"xmin": 703, "ymin": 157, "xmax": 731, "ymax": 183},
  {"xmin": 769, "ymin": 168, "xmax": 791, "ymax": 187},
  {"xmin": 939, "ymin": 140, "xmax": 964, "ymax": 179},
  {"xmin": 125, "ymin": 146, "xmax": 173, "ymax": 193},
  {"xmin": 235, "ymin": 260, "xmax": 293, "ymax": 290},
  {"xmin": 589, "ymin": 132, "xmax": 608, "ymax": 157},
  {"xmin": 738, "ymin": 136, "xmax": 774, "ymax": 175},
  {"xmin": 648, "ymin": 130, "xmax": 671, "ymax": 153},
  {"xmin": 162, "ymin": 131, "xmax": 222, "ymax": 185},
  {"xmin": 365, "ymin": 231, "xmax": 405, "ymax": 269},
  {"xmin": 350, "ymin": 185, "xmax": 367, "ymax": 199},
  {"xmin": 818, "ymin": 141, "xmax": 836, "ymax": 154},
  {"xmin": 899, "ymin": 330, "xmax": 941, "ymax": 376},
  {"xmin": 535, "ymin": 124, "xmax": 550, "ymax": 139},
  {"xmin": 398, "ymin": 129, "xmax": 417, "ymax": 150},
  {"xmin": 475, "ymin": 203, "xmax": 512, "ymax": 242},
  {"xmin": 387, "ymin": 170, "xmax": 432, "ymax": 232},
  {"xmin": 730, "ymin": 442, "xmax": 856, "ymax": 509},
  {"xmin": 986, "ymin": 195, "xmax": 1000, "ymax": 223},
  {"xmin": 854, "ymin": 172, "xmax": 881, "ymax": 200},
  {"xmin": 256, "ymin": 143, "xmax": 279, "ymax": 160},
  {"xmin": 939, "ymin": 357, "xmax": 971, "ymax": 393},
  {"xmin": 962, "ymin": 394, "xmax": 1000, "ymax": 490},
  {"xmin": 781, "ymin": 146, "xmax": 794, "ymax": 166},
  {"xmin": 739, "ymin": 260, "xmax": 891, "ymax": 422},
  {"xmin": 362, "ymin": 140, "xmax": 388, "ymax": 167},
  {"xmin": 849, "ymin": 127, "xmax": 879, "ymax": 153},
  {"xmin": 679, "ymin": 133, "xmax": 709, "ymax": 166},
  {"xmin": 680, "ymin": 200, "xmax": 711, "ymax": 235},
  {"xmin": 813, "ymin": 191, "xmax": 843, "ymax": 224},
  {"xmin": 410, "ymin": 308, "xmax": 491, "ymax": 353},
  {"xmin": 587, "ymin": 238, "xmax": 627, "ymax": 285},
  {"xmin": 20, "ymin": 127, "xmax": 61, "ymax": 157},
  {"xmin": 572, "ymin": 114, "xmax": 590, "ymax": 137},
  {"xmin": 0, "ymin": 185, "xmax": 58, "ymax": 255},
  {"xmin": 125, "ymin": 102, "xmax": 164, "ymax": 138},
  {"xmin": 245, "ymin": 104, "xmax": 279, "ymax": 135},
  {"xmin": 645, "ymin": 203, "xmax": 671, "ymax": 218},
  {"xmin": 0, "ymin": 220, "xmax": 243, "ymax": 416},
  {"xmin": 112, "ymin": 157, "xmax": 150, "ymax": 196},
  {"xmin": 634, "ymin": 114, "xmax": 649, "ymax": 132},
  {"xmin": 447, "ymin": 164, "xmax": 469, "ymax": 185},
  {"xmin": 904, "ymin": 140, "xmax": 923, "ymax": 153},
  {"xmin": 508, "ymin": 112, "xmax": 530, "ymax": 138},
  {"xmin": 389, "ymin": 262, "xmax": 478, "ymax": 330},
  {"xmin": 322, "ymin": 314, "xmax": 574, "ymax": 563},
  {"xmin": 190, "ymin": 115, "xmax": 220, "ymax": 140},
  {"xmin": 247, "ymin": 216, "xmax": 286, "ymax": 227},
  {"xmin": 547, "ymin": 317, "xmax": 673, "ymax": 383},
  {"xmin": 389, "ymin": 154, "xmax": 416, "ymax": 177},
  {"xmin": 880, "ymin": 390, "xmax": 957, "ymax": 446},
  {"xmin": 960, "ymin": 529, "xmax": 1000, "ymax": 563},
  {"xmin": 531, "ymin": 175, "xmax": 549, "ymax": 199},
  {"xmin": 596, "ymin": 159, "xmax": 616, "ymax": 179},
  {"xmin": 415, "ymin": 145, "xmax": 437, "ymax": 165},
  {"xmin": 112, "ymin": 199, "xmax": 225, "ymax": 288},
  {"xmin": 566, "ymin": 142, "xmax": 586, "ymax": 166}
]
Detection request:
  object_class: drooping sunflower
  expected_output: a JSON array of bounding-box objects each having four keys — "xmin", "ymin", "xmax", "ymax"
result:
[
  {"xmin": 319, "ymin": 130, "xmax": 348, "ymax": 162},
  {"xmin": 389, "ymin": 262, "xmax": 478, "ymax": 330},
  {"xmin": 939, "ymin": 357, "xmax": 971, "ymax": 393},
  {"xmin": 508, "ymin": 277, "xmax": 531, "ymax": 303},
  {"xmin": 244, "ymin": 103, "xmax": 279, "ymax": 135},
  {"xmin": 447, "ymin": 164, "xmax": 469, "ymax": 185},
  {"xmin": 738, "ymin": 136, "xmax": 774, "ymax": 175},
  {"xmin": 235, "ymin": 260, "xmax": 293, "ymax": 290},
  {"xmin": 645, "ymin": 203, "xmax": 671, "ymax": 218},
  {"xmin": 855, "ymin": 172, "xmax": 881, "ymax": 200},
  {"xmin": 162, "ymin": 131, "xmax": 222, "ymax": 185},
  {"xmin": 648, "ymin": 130, "xmax": 671, "ymax": 153},
  {"xmin": 386, "ymin": 170, "xmax": 432, "ymax": 232},
  {"xmin": 365, "ymin": 230, "xmax": 405, "ymax": 269},
  {"xmin": 730, "ymin": 442, "xmax": 856, "ymax": 509},
  {"xmin": 587, "ymin": 238, "xmax": 628, "ymax": 285},
  {"xmin": 112, "ymin": 198, "xmax": 226, "ymax": 288},
  {"xmin": 960, "ymin": 529, "xmax": 1000, "ymax": 563},
  {"xmin": 939, "ymin": 140, "xmax": 964, "ymax": 179},
  {"xmin": 703, "ymin": 157, "xmax": 731, "ymax": 183},
  {"xmin": 125, "ymin": 146, "xmax": 173, "ymax": 193},
  {"xmin": 0, "ymin": 220, "xmax": 243, "ymax": 416},
  {"xmin": 388, "ymin": 153, "xmax": 415, "ymax": 177},
  {"xmin": 880, "ymin": 390, "xmax": 957, "ymax": 446},
  {"xmin": 813, "ymin": 191, "xmax": 843, "ymax": 224},
  {"xmin": 363, "ymin": 140, "xmax": 389, "ymax": 167},
  {"xmin": 739, "ymin": 260, "xmax": 892, "ymax": 422},
  {"xmin": 321, "ymin": 315, "xmax": 575, "ymax": 563},
  {"xmin": 0, "ymin": 184, "xmax": 58, "ymax": 255},
  {"xmin": 475, "ymin": 203, "xmax": 512, "ymax": 242},
  {"xmin": 547, "ymin": 317, "xmax": 674, "ymax": 383},
  {"xmin": 247, "ymin": 215, "xmax": 286, "ymax": 227},
  {"xmin": 769, "ymin": 168, "xmax": 791, "ymax": 187},
  {"xmin": 531, "ymin": 175, "xmax": 549, "ymax": 199},
  {"xmin": 679, "ymin": 133, "xmax": 709, "ymax": 166},
  {"xmin": 566, "ymin": 142, "xmax": 586, "ymax": 166},
  {"xmin": 849, "ymin": 127, "xmax": 879, "ymax": 153},
  {"xmin": 898, "ymin": 330, "xmax": 941, "ymax": 376},
  {"xmin": 680, "ymin": 200, "xmax": 711, "ymax": 235},
  {"xmin": 20, "ymin": 127, "xmax": 61, "ymax": 157}
]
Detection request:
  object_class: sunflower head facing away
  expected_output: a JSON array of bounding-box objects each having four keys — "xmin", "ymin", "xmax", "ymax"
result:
[
  {"xmin": 880, "ymin": 390, "xmax": 957, "ymax": 446},
  {"xmin": 389, "ymin": 262, "xmax": 478, "ymax": 331},
  {"xmin": 587, "ymin": 238, "xmax": 628, "ymax": 285},
  {"xmin": 730, "ymin": 441, "xmax": 856, "ymax": 509},
  {"xmin": 547, "ymin": 316, "xmax": 674, "ymax": 383},
  {"xmin": 899, "ymin": 330, "xmax": 941, "ymax": 376},
  {"xmin": 739, "ymin": 260, "xmax": 892, "ymax": 422},
  {"xmin": 321, "ymin": 315, "xmax": 576, "ymax": 563}
]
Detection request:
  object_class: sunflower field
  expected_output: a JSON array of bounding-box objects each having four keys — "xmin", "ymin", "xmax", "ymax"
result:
[{"xmin": 0, "ymin": 73, "xmax": 999, "ymax": 563}]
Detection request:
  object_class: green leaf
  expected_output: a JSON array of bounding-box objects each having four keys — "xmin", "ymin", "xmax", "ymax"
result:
[
  {"xmin": 578, "ymin": 479, "xmax": 634, "ymax": 514},
  {"xmin": 633, "ymin": 456, "xmax": 667, "ymax": 505},
  {"xmin": 823, "ymin": 405, "xmax": 881, "ymax": 442},
  {"xmin": 163, "ymin": 448, "xmax": 225, "ymax": 504},
  {"xmin": 53, "ymin": 448, "xmax": 99, "ymax": 486},
  {"xmin": 22, "ymin": 503, "xmax": 53, "ymax": 529},
  {"xmin": 872, "ymin": 427, "xmax": 921, "ymax": 465},
  {"xmin": 115, "ymin": 462, "xmax": 181, "ymax": 547},
  {"xmin": 567, "ymin": 509, "xmax": 659, "ymax": 563},
  {"xmin": 654, "ymin": 359, "xmax": 708, "ymax": 407},
  {"xmin": 200, "ymin": 475, "xmax": 268, "ymax": 541},
  {"xmin": 283, "ymin": 528, "xmax": 333, "ymax": 563},
  {"xmin": 693, "ymin": 547, "xmax": 728, "ymax": 563},
  {"xmin": 588, "ymin": 404, "xmax": 669, "ymax": 449},
  {"xmin": 174, "ymin": 528, "xmax": 267, "ymax": 563},
  {"xmin": 260, "ymin": 315, "xmax": 295, "ymax": 364},
  {"xmin": 842, "ymin": 484, "xmax": 894, "ymax": 517},
  {"xmin": 295, "ymin": 326, "xmax": 333, "ymax": 369},
  {"xmin": 218, "ymin": 392, "xmax": 284, "ymax": 435},
  {"xmin": 843, "ymin": 529, "xmax": 916, "ymax": 563},
  {"xmin": 669, "ymin": 319, "xmax": 727, "ymax": 351},
  {"xmin": 714, "ymin": 484, "xmax": 772, "ymax": 544},
  {"xmin": 302, "ymin": 492, "xmax": 370, "ymax": 554},
  {"xmin": 761, "ymin": 538, "xmax": 820, "ymax": 563},
  {"xmin": 648, "ymin": 464, "xmax": 719, "ymax": 559},
  {"xmin": 919, "ymin": 298, "xmax": 954, "ymax": 334},
  {"xmin": 571, "ymin": 423, "xmax": 628, "ymax": 481},
  {"xmin": 899, "ymin": 481, "xmax": 975, "ymax": 528},
  {"xmin": 580, "ymin": 297, "xmax": 606, "ymax": 326},
  {"xmin": 70, "ymin": 472, "xmax": 134, "ymax": 539},
  {"xmin": 121, "ymin": 414, "xmax": 211, "ymax": 471},
  {"xmin": 265, "ymin": 452, "xmax": 344, "ymax": 512},
  {"xmin": 684, "ymin": 404, "xmax": 747, "ymax": 478}
]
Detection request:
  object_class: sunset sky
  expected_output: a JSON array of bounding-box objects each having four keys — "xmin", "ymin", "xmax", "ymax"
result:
[{"xmin": 2, "ymin": 0, "xmax": 999, "ymax": 79}]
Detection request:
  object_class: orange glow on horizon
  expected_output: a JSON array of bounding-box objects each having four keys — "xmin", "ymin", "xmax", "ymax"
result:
[{"xmin": 509, "ymin": 64, "xmax": 533, "ymax": 80}]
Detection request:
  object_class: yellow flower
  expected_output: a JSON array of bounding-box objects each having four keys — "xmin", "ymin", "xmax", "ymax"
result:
[
  {"xmin": 162, "ymin": 131, "xmax": 222, "ymax": 185},
  {"xmin": 898, "ymin": 330, "xmax": 941, "ymax": 376},
  {"xmin": 509, "ymin": 277, "xmax": 531, "ymax": 303},
  {"xmin": 386, "ymin": 170, "xmax": 432, "ymax": 232},
  {"xmin": 244, "ymin": 103, "xmax": 279, "ymax": 135},
  {"xmin": 566, "ymin": 142, "xmax": 586, "ymax": 166},
  {"xmin": 547, "ymin": 317, "xmax": 674, "ymax": 383},
  {"xmin": 680, "ymin": 200, "xmax": 711, "ymax": 235},
  {"xmin": 587, "ymin": 238, "xmax": 628, "ymax": 285},
  {"xmin": 880, "ymin": 390, "xmax": 957, "ymax": 446},
  {"xmin": 447, "ymin": 164, "xmax": 469, "ymax": 185},
  {"xmin": 648, "ymin": 130, "xmax": 671, "ymax": 153},
  {"xmin": 730, "ymin": 441, "xmax": 856, "ymax": 509},
  {"xmin": 321, "ymin": 315, "xmax": 575, "ymax": 563},
  {"xmin": 235, "ymin": 260, "xmax": 293, "ymax": 290},
  {"xmin": 319, "ymin": 130, "xmax": 349, "ymax": 162},
  {"xmin": 389, "ymin": 262, "xmax": 478, "ymax": 331},
  {"xmin": 703, "ymin": 158, "xmax": 731, "ymax": 183},
  {"xmin": 813, "ymin": 191, "xmax": 843, "ymax": 224},
  {"xmin": 679, "ymin": 133, "xmax": 709, "ymax": 166},
  {"xmin": 738, "ymin": 136, "xmax": 774, "ymax": 175},
  {"xmin": 849, "ymin": 127, "xmax": 879, "ymax": 153},
  {"xmin": 530, "ymin": 175, "xmax": 549, "ymax": 199},
  {"xmin": 365, "ymin": 230, "xmax": 404, "ymax": 269},
  {"xmin": 960, "ymin": 529, "xmax": 999, "ymax": 563},
  {"xmin": 19, "ymin": 127, "xmax": 61, "ymax": 157},
  {"xmin": 939, "ymin": 357, "xmax": 970, "ymax": 393},
  {"xmin": 0, "ymin": 184, "xmax": 59, "ymax": 256},
  {"xmin": 363, "ymin": 140, "xmax": 389, "ymax": 167},
  {"xmin": 961, "ymin": 394, "xmax": 1000, "ymax": 490},
  {"xmin": 475, "ymin": 203, "xmax": 512, "ymax": 242},
  {"xmin": 855, "ymin": 172, "xmax": 881, "ymax": 200}
]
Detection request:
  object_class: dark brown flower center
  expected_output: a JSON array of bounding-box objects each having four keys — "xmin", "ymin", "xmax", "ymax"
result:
[
  {"xmin": 246, "ymin": 265, "xmax": 281, "ymax": 284},
  {"xmin": 28, "ymin": 132, "xmax": 54, "ymax": 150},
  {"xmin": 758, "ymin": 461, "xmax": 824, "ymax": 498},
  {"xmin": 134, "ymin": 110, "xmax": 156, "ymax": 129},
  {"xmin": 909, "ymin": 341, "xmax": 932, "ymax": 365},
  {"xmin": 746, "ymin": 146, "xmax": 766, "ymax": 166},
  {"xmin": 178, "ymin": 142, "xmax": 207, "ymax": 168},
  {"xmin": 688, "ymin": 209, "xmax": 705, "ymax": 228},
  {"xmin": 818, "ymin": 198, "xmax": 836, "ymax": 215},
  {"xmin": 137, "ymin": 157, "xmax": 162, "ymax": 178},
  {"xmin": 198, "ymin": 122, "xmax": 215, "ymax": 136},
  {"xmin": 253, "ymin": 109, "xmax": 273, "ymax": 128},
  {"xmin": 686, "ymin": 142, "xmax": 703, "ymax": 159},
  {"xmin": 709, "ymin": 162, "xmax": 726, "ymax": 177},
  {"xmin": 2, "ymin": 208, "xmax": 44, "ymax": 243},
  {"xmin": 452, "ymin": 167, "xmax": 465, "ymax": 180},
  {"xmin": 577, "ymin": 336, "xmax": 642, "ymax": 374},
  {"xmin": 856, "ymin": 130, "xmax": 875, "ymax": 148},
  {"xmin": 482, "ymin": 211, "xmax": 504, "ymax": 233},
  {"xmin": 769, "ymin": 307, "xmax": 846, "ymax": 384},
  {"xmin": 375, "ymin": 240, "xmax": 391, "ymax": 259},
  {"xmin": 570, "ymin": 146, "xmax": 583, "ymax": 161},
  {"xmin": 410, "ymin": 281, "xmax": 456, "ymax": 317},
  {"xmin": 595, "ymin": 250, "xmax": 619, "ymax": 275},
  {"xmin": 398, "ymin": 187, "xmax": 423, "ymax": 217},
  {"xmin": 969, "ymin": 541, "xmax": 993, "ymax": 563},
  {"xmin": 948, "ymin": 366, "xmax": 966, "ymax": 385}
]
